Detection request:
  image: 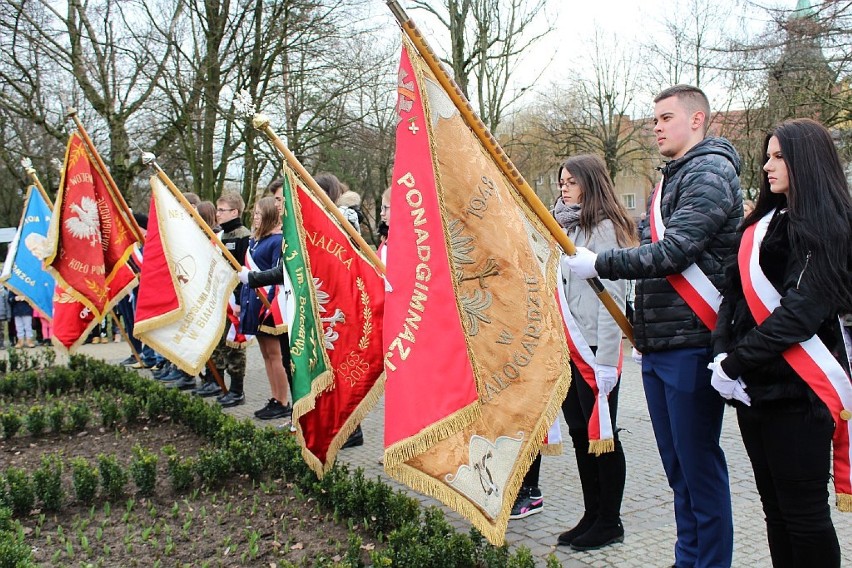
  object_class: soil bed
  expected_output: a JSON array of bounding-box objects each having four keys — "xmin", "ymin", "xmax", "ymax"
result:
[{"xmin": 2, "ymin": 406, "xmax": 379, "ymax": 567}]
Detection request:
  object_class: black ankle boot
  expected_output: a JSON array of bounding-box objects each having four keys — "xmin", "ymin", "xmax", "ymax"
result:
[
  {"xmin": 569, "ymin": 519, "xmax": 624, "ymax": 551},
  {"xmin": 556, "ymin": 513, "xmax": 596, "ymax": 546}
]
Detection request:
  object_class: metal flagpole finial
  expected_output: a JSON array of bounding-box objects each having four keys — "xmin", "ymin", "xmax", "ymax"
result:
[{"xmin": 141, "ymin": 152, "xmax": 157, "ymax": 166}]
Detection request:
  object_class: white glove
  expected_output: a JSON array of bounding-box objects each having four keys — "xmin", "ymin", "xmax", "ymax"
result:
[
  {"xmin": 595, "ymin": 365, "xmax": 619, "ymax": 396},
  {"xmin": 708, "ymin": 355, "xmax": 751, "ymax": 406},
  {"xmin": 631, "ymin": 348, "xmax": 643, "ymax": 364},
  {"xmin": 564, "ymin": 247, "xmax": 598, "ymax": 280},
  {"xmin": 238, "ymin": 267, "xmax": 250, "ymax": 285}
]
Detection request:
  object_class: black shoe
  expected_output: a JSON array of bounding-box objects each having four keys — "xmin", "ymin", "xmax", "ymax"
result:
[
  {"xmin": 152, "ymin": 363, "xmax": 174, "ymax": 379},
  {"xmin": 569, "ymin": 520, "xmax": 624, "ymax": 551},
  {"xmin": 192, "ymin": 381, "xmax": 222, "ymax": 398},
  {"xmin": 254, "ymin": 399, "xmax": 291, "ymax": 420},
  {"xmin": 217, "ymin": 391, "xmax": 245, "ymax": 408},
  {"xmin": 509, "ymin": 486, "xmax": 543, "ymax": 519},
  {"xmin": 157, "ymin": 367, "xmax": 184, "ymax": 382},
  {"xmin": 557, "ymin": 514, "xmax": 597, "ymax": 546},
  {"xmin": 120, "ymin": 355, "xmax": 136, "ymax": 366},
  {"xmin": 341, "ymin": 425, "xmax": 364, "ymax": 449},
  {"xmin": 166, "ymin": 374, "xmax": 196, "ymax": 390}
]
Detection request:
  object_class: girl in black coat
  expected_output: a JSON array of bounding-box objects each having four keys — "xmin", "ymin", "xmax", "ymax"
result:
[{"xmin": 711, "ymin": 118, "xmax": 852, "ymax": 567}]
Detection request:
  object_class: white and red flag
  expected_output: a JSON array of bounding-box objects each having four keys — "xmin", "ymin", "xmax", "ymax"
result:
[{"xmin": 133, "ymin": 175, "xmax": 239, "ymax": 375}]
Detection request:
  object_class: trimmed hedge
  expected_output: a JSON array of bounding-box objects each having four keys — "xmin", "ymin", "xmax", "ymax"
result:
[{"xmin": 0, "ymin": 355, "xmax": 551, "ymax": 567}]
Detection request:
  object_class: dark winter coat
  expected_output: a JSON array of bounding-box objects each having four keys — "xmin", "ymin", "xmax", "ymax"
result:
[
  {"xmin": 595, "ymin": 137, "xmax": 743, "ymax": 353},
  {"xmin": 712, "ymin": 210, "xmax": 851, "ymax": 417},
  {"xmin": 9, "ymin": 294, "xmax": 33, "ymax": 318}
]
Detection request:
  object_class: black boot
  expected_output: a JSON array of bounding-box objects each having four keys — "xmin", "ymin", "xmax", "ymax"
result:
[
  {"xmin": 341, "ymin": 425, "xmax": 364, "ymax": 449},
  {"xmin": 558, "ymin": 430, "xmax": 601, "ymax": 546},
  {"xmin": 570, "ymin": 439, "xmax": 626, "ymax": 551}
]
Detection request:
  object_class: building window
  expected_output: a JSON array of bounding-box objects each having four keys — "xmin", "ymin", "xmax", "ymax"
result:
[{"xmin": 621, "ymin": 193, "xmax": 636, "ymax": 210}]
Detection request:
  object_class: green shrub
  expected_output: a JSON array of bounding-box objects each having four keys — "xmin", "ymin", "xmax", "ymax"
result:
[
  {"xmin": 194, "ymin": 448, "xmax": 231, "ymax": 487},
  {"xmin": 166, "ymin": 455, "xmax": 195, "ymax": 493},
  {"xmin": 43, "ymin": 366, "xmax": 73, "ymax": 393},
  {"xmin": 0, "ymin": 508, "xmax": 32, "ymax": 568},
  {"xmin": 121, "ymin": 397, "xmax": 142, "ymax": 424},
  {"xmin": 47, "ymin": 403, "xmax": 66, "ymax": 434},
  {"xmin": 129, "ymin": 445, "xmax": 158, "ymax": 497},
  {"xmin": 24, "ymin": 405, "xmax": 46, "ymax": 436},
  {"xmin": 97, "ymin": 454, "xmax": 128, "ymax": 501},
  {"xmin": 226, "ymin": 439, "xmax": 265, "ymax": 480},
  {"xmin": 4, "ymin": 468, "xmax": 34, "ymax": 516},
  {"xmin": 97, "ymin": 396, "xmax": 120, "ymax": 429},
  {"xmin": 32, "ymin": 454, "xmax": 64, "ymax": 511},
  {"xmin": 68, "ymin": 403, "xmax": 91, "ymax": 432},
  {"xmin": 0, "ymin": 412, "xmax": 22, "ymax": 440},
  {"xmin": 70, "ymin": 458, "xmax": 99, "ymax": 505},
  {"xmin": 144, "ymin": 392, "xmax": 165, "ymax": 419}
]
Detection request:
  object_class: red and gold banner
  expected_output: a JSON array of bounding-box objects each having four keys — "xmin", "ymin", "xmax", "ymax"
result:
[
  {"xmin": 382, "ymin": 36, "xmax": 571, "ymax": 545},
  {"xmin": 45, "ymin": 132, "xmax": 138, "ymax": 350},
  {"xmin": 281, "ymin": 166, "xmax": 386, "ymax": 476}
]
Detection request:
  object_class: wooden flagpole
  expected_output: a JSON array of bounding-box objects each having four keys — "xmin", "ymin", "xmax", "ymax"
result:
[
  {"xmin": 385, "ymin": 0, "xmax": 633, "ymax": 345},
  {"xmin": 22, "ymin": 163, "xmax": 52, "ymax": 207},
  {"xmin": 251, "ymin": 114, "xmax": 386, "ymax": 275}
]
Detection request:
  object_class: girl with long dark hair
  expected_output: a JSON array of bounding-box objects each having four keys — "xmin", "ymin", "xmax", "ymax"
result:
[
  {"xmin": 511, "ymin": 155, "xmax": 636, "ymax": 552},
  {"xmin": 711, "ymin": 118, "xmax": 852, "ymax": 567}
]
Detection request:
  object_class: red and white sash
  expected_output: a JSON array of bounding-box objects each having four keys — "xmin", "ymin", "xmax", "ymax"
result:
[
  {"xmin": 224, "ymin": 294, "xmax": 253, "ymax": 348},
  {"xmin": 245, "ymin": 248, "xmax": 290, "ymax": 335},
  {"xmin": 650, "ymin": 177, "xmax": 722, "ymax": 330},
  {"xmin": 740, "ymin": 209, "xmax": 852, "ymax": 510},
  {"xmin": 556, "ymin": 259, "xmax": 623, "ymax": 455}
]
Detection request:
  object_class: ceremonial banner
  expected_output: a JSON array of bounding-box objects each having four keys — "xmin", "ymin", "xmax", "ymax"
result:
[
  {"xmin": 134, "ymin": 176, "xmax": 239, "ymax": 375},
  {"xmin": 45, "ymin": 133, "xmax": 138, "ymax": 350},
  {"xmin": 281, "ymin": 168, "xmax": 386, "ymax": 476},
  {"xmin": 0, "ymin": 186, "xmax": 55, "ymax": 319},
  {"xmin": 383, "ymin": 36, "xmax": 571, "ymax": 544}
]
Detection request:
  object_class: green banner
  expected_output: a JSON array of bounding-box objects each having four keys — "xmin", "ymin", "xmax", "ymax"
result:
[{"xmin": 280, "ymin": 171, "xmax": 331, "ymax": 405}]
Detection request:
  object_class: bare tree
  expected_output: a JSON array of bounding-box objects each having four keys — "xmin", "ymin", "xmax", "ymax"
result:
[
  {"xmin": 549, "ymin": 32, "xmax": 650, "ymax": 183},
  {"xmin": 409, "ymin": 0, "xmax": 553, "ymax": 132}
]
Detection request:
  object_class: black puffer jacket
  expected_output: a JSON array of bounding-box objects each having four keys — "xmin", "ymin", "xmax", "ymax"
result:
[
  {"xmin": 596, "ymin": 137, "xmax": 743, "ymax": 353},
  {"xmin": 713, "ymin": 210, "xmax": 851, "ymax": 416}
]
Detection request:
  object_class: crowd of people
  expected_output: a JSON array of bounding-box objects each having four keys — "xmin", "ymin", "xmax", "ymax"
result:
[{"xmin": 561, "ymin": 85, "xmax": 851, "ymax": 567}]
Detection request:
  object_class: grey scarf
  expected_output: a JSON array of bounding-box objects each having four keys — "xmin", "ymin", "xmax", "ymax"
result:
[{"xmin": 553, "ymin": 199, "xmax": 582, "ymax": 233}]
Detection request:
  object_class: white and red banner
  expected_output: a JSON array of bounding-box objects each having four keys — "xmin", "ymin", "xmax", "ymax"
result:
[{"xmin": 134, "ymin": 176, "xmax": 238, "ymax": 375}]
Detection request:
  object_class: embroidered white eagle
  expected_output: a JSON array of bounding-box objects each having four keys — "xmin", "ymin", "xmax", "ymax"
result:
[{"xmin": 64, "ymin": 196, "xmax": 100, "ymax": 246}]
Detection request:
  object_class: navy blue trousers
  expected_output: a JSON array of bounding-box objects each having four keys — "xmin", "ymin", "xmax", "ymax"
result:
[{"xmin": 643, "ymin": 347, "xmax": 733, "ymax": 568}]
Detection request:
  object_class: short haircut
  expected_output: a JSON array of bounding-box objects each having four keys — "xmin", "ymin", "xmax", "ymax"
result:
[
  {"xmin": 182, "ymin": 192, "xmax": 201, "ymax": 207},
  {"xmin": 654, "ymin": 84, "xmax": 711, "ymax": 133},
  {"xmin": 217, "ymin": 191, "xmax": 245, "ymax": 215}
]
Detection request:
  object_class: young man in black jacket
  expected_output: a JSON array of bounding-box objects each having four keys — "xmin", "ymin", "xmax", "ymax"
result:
[{"xmin": 565, "ymin": 85, "xmax": 741, "ymax": 567}]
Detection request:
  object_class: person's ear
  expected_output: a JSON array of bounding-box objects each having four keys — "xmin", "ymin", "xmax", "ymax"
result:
[{"xmin": 691, "ymin": 111, "xmax": 706, "ymax": 132}]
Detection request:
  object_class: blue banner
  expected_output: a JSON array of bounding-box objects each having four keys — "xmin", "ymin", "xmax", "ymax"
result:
[{"xmin": 1, "ymin": 186, "xmax": 55, "ymax": 319}]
